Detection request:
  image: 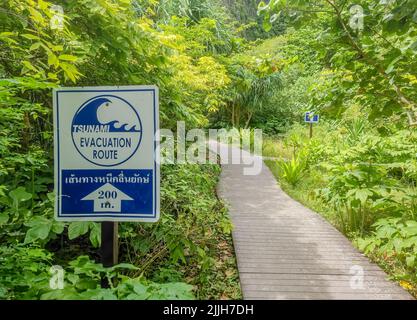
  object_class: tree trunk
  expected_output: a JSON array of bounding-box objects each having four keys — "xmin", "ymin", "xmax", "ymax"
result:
[
  {"xmin": 22, "ymin": 112, "xmax": 30, "ymax": 151},
  {"xmin": 244, "ymin": 111, "xmax": 253, "ymax": 128},
  {"xmin": 235, "ymin": 105, "xmax": 240, "ymax": 128},
  {"xmin": 231, "ymin": 103, "xmax": 235, "ymax": 127}
]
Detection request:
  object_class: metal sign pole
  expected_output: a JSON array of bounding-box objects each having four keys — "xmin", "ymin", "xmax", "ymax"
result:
[
  {"xmin": 304, "ymin": 112, "xmax": 319, "ymax": 138},
  {"xmin": 101, "ymin": 221, "xmax": 118, "ymax": 288}
]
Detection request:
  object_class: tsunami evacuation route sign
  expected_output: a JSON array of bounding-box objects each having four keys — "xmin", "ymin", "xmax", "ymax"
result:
[{"xmin": 53, "ymin": 86, "xmax": 159, "ymax": 222}]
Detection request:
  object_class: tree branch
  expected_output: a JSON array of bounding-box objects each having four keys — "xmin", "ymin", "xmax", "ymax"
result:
[
  {"xmin": 324, "ymin": 0, "xmax": 417, "ymax": 111},
  {"xmin": 282, "ymin": 6, "xmax": 334, "ymax": 14}
]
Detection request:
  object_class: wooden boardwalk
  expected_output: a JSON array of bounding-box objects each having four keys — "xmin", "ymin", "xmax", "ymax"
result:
[{"xmin": 209, "ymin": 142, "xmax": 413, "ymax": 300}]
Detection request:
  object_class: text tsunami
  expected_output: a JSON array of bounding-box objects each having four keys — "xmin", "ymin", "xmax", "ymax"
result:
[{"xmin": 73, "ymin": 124, "xmax": 110, "ymax": 133}]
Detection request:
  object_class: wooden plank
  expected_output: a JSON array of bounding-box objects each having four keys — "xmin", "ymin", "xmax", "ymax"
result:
[
  {"xmin": 236, "ymin": 261, "xmax": 382, "ymax": 269},
  {"xmin": 240, "ymin": 278, "xmax": 399, "ymax": 288},
  {"xmin": 235, "ymin": 255, "xmax": 367, "ymax": 261},
  {"xmin": 233, "ymin": 244, "xmax": 361, "ymax": 250},
  {"xmin": 244, "ymin": 291, "xmax": 412, "ymax": 300},
  {"xmin": 234, "ymin": 259, "xmax": 378, "ymax": 267},
  {"xmin": 233, "ymin": 227, "xmax": 341, "ymax": 231},
  {"xmin": 234, "ymin": 248, "xmax": 364, "ymax": 254},
  {"xmin": 237, "ymin": 267, "xmax": 387, "ymax": 276},
  {"xmin": 238, "ymin": 273, "xmax": 391, "ymax": 281},
  {"xmin": 233, "ymin": 238, "xmax": 354, "ymax": 244},
  {"xmin": 242, "ymin": 284, "xmax": 407, "ymax": 294}
]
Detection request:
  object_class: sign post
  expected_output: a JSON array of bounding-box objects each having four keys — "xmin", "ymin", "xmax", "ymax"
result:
[
  {"xmin": 304, "ymin": 111, "xmax": 319, "ymax": 138},
  {"xmin": 100, "ymin": 221, "xmax": 118, "ymax": 288},
  {"xmin": 101, "ymin": 221, "xmax": 118, "ymax": 267},
  {"xmin": 53, "ymin": 86, "xmax": 160, "ymax": 282}
]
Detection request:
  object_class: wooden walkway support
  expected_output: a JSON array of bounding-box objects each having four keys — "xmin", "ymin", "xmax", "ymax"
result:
[{"xmin": 208, "ymin": 142, "xmax": 413, "ymax": 300}]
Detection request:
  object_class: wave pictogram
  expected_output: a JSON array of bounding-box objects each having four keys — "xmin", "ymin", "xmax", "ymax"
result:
[{"xmin": 72, "ymin": 97, "xmax": 141, "ymax": 133}]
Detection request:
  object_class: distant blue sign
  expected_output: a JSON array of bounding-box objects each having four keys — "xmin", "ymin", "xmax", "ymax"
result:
[
  {"xmin": 305, "ymin": 112, "xmax": 319, "ymax": 123},
  {"xmin": 53, "ymin": 86, "xmax": 159, "ymax": 222}
]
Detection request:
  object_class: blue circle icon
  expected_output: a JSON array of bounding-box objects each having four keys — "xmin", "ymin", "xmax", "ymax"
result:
[{"xmin": 71, "ymin": 95, "xmax": 142, "ymax": 167}]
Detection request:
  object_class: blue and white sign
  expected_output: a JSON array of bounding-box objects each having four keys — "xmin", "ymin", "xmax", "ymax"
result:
[
  {"xmin": 53, "ymin": 86, "xmax": 159, "ymax": 222},
  {"xmin": 304, "ymin": 112, "xmax": 319, "ymax": 123}
]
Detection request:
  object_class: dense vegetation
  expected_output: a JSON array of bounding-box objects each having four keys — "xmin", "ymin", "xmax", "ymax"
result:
[
  {"xmin": 258, "ymin": 0, "xmax": 417, "ymax": 297},
  {"xmin": 0, "ymin": 0, "xmax": 249, "ymax": 299},
  {"xmin": 1, "ymin": 0, "xmax": 416, "ymax": 299}
]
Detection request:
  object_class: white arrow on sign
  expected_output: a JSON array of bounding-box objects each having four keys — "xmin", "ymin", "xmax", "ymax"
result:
[{"xmin": 81, "ymin": 183, "xmax": 134, "ymax": 212}]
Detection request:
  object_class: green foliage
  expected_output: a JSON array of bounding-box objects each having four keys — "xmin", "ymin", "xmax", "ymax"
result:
[
  {"xmin": 215, "ymin": 52, "xmax": 282, "ymax": 128},
  {"xmin": 277, "ymin": 155, "xmax": 307, "ymax": 186},
  {"xmin": 357, "ymin": 218, "xmax": 417, "ymax": 287},
  {"xmin": 219, "ymin": 25, "xmax": 326, "ymax": 133},
  {"xmin": 0, "ymin": 161, "xmax": 239, "ymax": 299},
  {"xmin": 68, "ymin": 222, "xmax": 101, "ymax": 248},
  {"xmin": 223, "ymin": 0, "xmax": 287, "ymax": 40},
  {"xmin": 304, "ymin": 123, "xmax": 417, "ymax": 234},
  {"xmin": 0, "ymin": 0, "xmax": 242, "ymax": 300},
  {"xmin": 358, "ymin": 218, "xmax": 417, "ymax": 269},
  {"xmin": 42, "ymin": 255, "xmax": 192, "ymax": 300},
  {"xmin": 264, "ymin": 115, "xmax": 417, "ymax": 295},
  {"xmin": 2, "ymin": 0, "xmax": 416, "ymax": 300},
  {"xmin": 0, "ymin": 249, "xmax": 194, "ymax": 300},
  {"xmin": 258, "ymin": 0, "xmax": 417, "ymax": 122},
  {"xmin": 0, "ymin": 246, "xmax": 53, "ymax": 299},
  {"xmin": 256, "ymin": 0, "xmax": 417, "ymax": 297},
  {"xmin": 118, "ymin": 164, "xmax": 240, "ymax": 299}
]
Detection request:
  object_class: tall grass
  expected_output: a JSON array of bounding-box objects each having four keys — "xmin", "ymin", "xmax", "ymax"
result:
[{"xmin": 277, "ymin": 156, "xmax": 307, "ymax": 186}]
